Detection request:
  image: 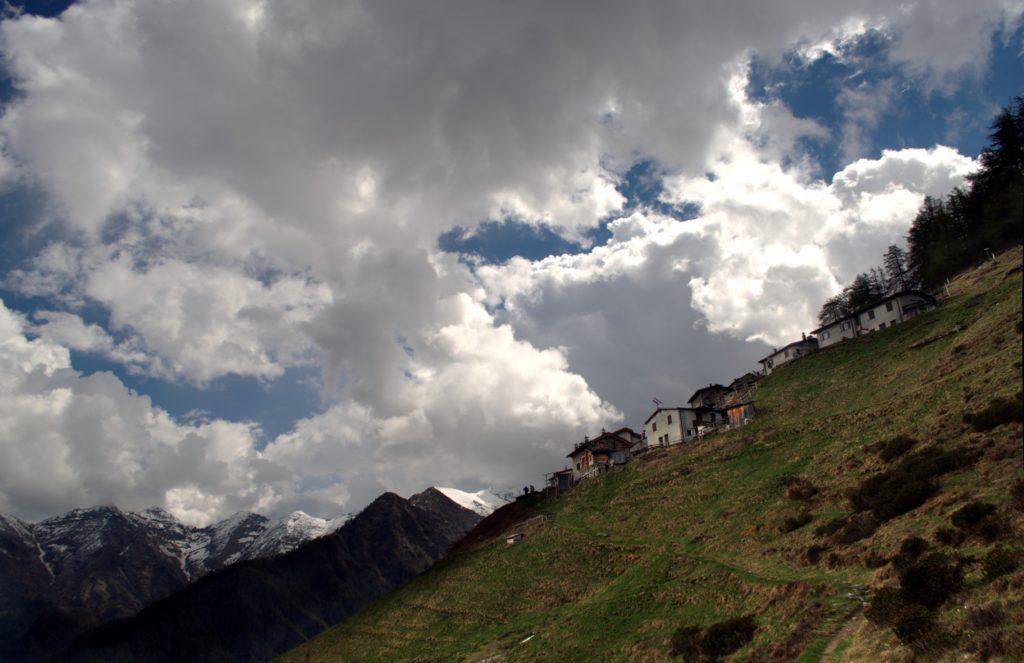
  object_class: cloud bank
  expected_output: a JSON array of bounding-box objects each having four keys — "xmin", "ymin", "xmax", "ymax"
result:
[{"xmin": 0, "ymin": 0, "xmax": 1013, "ymax": 523}]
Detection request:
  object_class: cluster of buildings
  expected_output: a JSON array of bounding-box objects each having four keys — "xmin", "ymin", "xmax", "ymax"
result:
[{"xmin": 544, "ymin": 289, "xmax": 938, "ymax": 495}]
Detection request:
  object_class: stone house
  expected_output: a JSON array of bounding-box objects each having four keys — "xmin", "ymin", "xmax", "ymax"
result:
[
  {"xmin": 728, "ymin": 372, "xmax": 760, "ymax": 392},
  {"xmin": 567, "ymin": 430, "xmax": 637, "ymax": 481},
  {"xmin": 812, "ymin": 290, "xmax": 938, "ymax": 349},
  {"xmin": 758, "ymin": 335, "xmax": 819, "ymax": 375},
  {"xmin": 686, "ymin": 384, "xmax": 733, "ymax": 409}
]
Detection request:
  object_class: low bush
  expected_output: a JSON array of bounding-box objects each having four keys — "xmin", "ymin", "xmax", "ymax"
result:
[
  {"xmin": 669, "ymin": 625, "xmax": 701, "ymax": 660},
  {"xmin": 963, "ymin": 394, "xmax": 1024, "ymax": 431},
  {"xmin": 779, "ymin": 512, "xmax": 813, "ymax": 533},
  {"xmin": 891, "ymin": 604, "xmax": 936, "ymax": 646},
  {"xmin": 864, "ymin": 551, "xmax": 888, "ymax": 569},
  {"xmin": 831, "ymin": 513, "xmax": 879, "ymax": 545},
  {"xmin": 951, "ymin": 501, "xmax": 1011, "ymax": 542},
  {"xmin": 700, "ymin": 616, "xmax": 757, "ymax": 660},
  {"xmin": 849, "ymin": 446, "xmax": 976, "ymax": 521},
  {"xmin": 848, "ymin": 473, "xmax": 936, "ymax": 521},
  {"xmin": 813, "ymin": 517, "xmax": 847, "ymax": 538},
  {"xmin": 969, "ymin": 630, "xmax": 1024, "ymax": 661},
  {"xmin": 865, "ymin": 587, "xmax": 907, "ymax": 627},
  {"xmin": 897, "ymin": 552, "xmax": 964, "ymax": 609},
  {"xmin": 967, "ymin": 603, "xmax": 1005, "ymax": 629},
  {"xmin": 933, "ymin": 526, "xmax": 965, "ymax": 546},
  {"xmin": 951, "ymin": 501, "xmax": 997, "ymax": 531},
  {"xmin": 1011, "ymin": 478, "xmax": 1024, "ymax": 511},
  {"xmin": 977, "ymin": 516, "xmax": 1008, "ymax": 542},
  {"xmin": 897, "ymin": 446, "xmax": 977, "ymax": 478},
  {"xmin": 805, "ymin": 544, "xmax": 828, "ymax": 564},
  {"xmin": 983, "ymin": 547, "xmax": 1021, "ymax": 580},
  {"xmin": 892, "ymin": 536, "xmax": 929, "ymax": 570},
  {"xmin": 866, "ymin": 588, "xmax": 938, "ymax": 646},
  {"xmin": 668, "ymin": 617, "xmax": 758, "ymax": 660},
  {"xmin": 783, "ymin": 477, "xmax": 818, "ymax": 502},
  {"xmin": 874, "ymin": 435, "xmax": 917, "ymax": 462}
]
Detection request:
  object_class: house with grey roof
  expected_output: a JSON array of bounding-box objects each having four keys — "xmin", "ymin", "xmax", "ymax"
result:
[
  {"xmin": 757, "ymin": 335, "xmax": 818, "ymax": 375},
  {"xmin": 644, "ymin": 406, "xmax": 727, "ymax": 448},
  {"xmin": 811, "ymin": 290, "xmax": 938, "ymax": 349}
]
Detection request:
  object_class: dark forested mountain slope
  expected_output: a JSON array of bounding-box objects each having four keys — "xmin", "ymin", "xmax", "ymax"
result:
[{"xmin": 67, "ymin": 490, "xmax": 481, "ymax": 662}]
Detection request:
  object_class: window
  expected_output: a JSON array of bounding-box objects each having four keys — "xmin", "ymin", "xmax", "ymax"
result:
[
  {"xmin": 667, "ymin": 414, "xmax": 672, "ymax": 424},
  {"xmin": 652, "ymin": 422, "xmax": 657, "ymax": 432},
  {"xmin": 822, "ymin": 330, "xmax": 830, "ymax": 339},
  {"xmin": 783, "ymin": 349, "xmax": 789, "ymax": 358},
  {"xmin": 867, "ymin": 309, "xmax": 875, "ymax": 320},
  {"xmin": 879, "ymin": 322, "xmax": 886, "ymax": 329},
  {"xmin": 886, "ymin": 301, "xmax": 893, "ymax": 312}
]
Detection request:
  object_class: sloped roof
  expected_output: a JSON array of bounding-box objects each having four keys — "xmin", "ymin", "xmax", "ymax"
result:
[
  {"xmin": 567, "ymin": 431, "xmax": 634, "ymax": 457},
  {"xmin": 810, "ymin": 289, "xmax": 938, "ymax": 335},
  {"xmin": 686, "ymin": 384, "xmax": 731, "ymax": 404},
  {"xmin": 757, "ymin": 337, "xmax": 818, "ymax": 364}
]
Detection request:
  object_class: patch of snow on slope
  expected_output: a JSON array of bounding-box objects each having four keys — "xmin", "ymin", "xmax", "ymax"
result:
[
  {"xmin": 242, "ymin": 511, "xmax": 351, "ymax": 559},
  {"xmin": 435, "ymin": 487, "xmax": 506, "ymax": 516}
]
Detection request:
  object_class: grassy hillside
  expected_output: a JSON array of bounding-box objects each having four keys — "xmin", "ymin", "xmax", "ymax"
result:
[{"xmin": 283, "ymin": 248, "xmax": 1023, "ymax": 662}]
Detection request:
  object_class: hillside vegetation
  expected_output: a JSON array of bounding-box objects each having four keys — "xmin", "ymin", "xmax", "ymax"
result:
[{"xmin": 283, "ymin": 248, "xmax": 1023, "ymax": 662}]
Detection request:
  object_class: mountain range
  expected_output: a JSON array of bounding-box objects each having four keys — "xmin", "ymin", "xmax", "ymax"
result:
[
  {"xmin": 67, "ymin": 488, "xmax": 483, "ymax": 662},
  {"xmin": 0, "ymin": 488, "xmax": 491, "ymax": 661}
]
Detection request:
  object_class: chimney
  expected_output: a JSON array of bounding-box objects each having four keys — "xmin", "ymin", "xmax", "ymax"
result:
[{"xmin": 802, "ymin": 332, "xmax": 806, "ymax": 340}]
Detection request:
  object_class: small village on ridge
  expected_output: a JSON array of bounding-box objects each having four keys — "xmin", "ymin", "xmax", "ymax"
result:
[{"xmin": 541, "ymin": 288, "xmax": 940, "ymax": 497}]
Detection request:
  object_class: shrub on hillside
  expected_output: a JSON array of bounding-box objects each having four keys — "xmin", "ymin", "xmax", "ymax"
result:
[
  {"xmin": 967, "ymin": 603, "xmax": 1005, "ymax": 630},
  {"xmin": 946, "ymin": 504, "xmax": 995, "ymax": 541},
  {"xmin": 1011, "ymin": 478, "xmax": 1024, "ymax": 512},
  {"xmin": 866, "ymin": 588, "xmax": 939, "ymax": 646},
  {"xmin": 805, "ymin": 544, "xmax": 828, "ymax": 565},
  {"xmin": 831, "ymin": 513, "xmax": 878, "ymax": 545},
  {"xmin": 814, "ymin": 516, "xmax": 847, "ymax": 538},
  {"xmin": 778, "ymin": 476, "xmax": 819, "ymax": 502},
  {"xmin": 700, "ymin": 616, "xmax": 757, "ymax": 660},
  {"xmin": 865, "ymin": 587, "xmax": 907, "ymax": 627},
  {"xmin": 864, "ymin": 551, "xmax": 888, "ymax": 569},
  {"xmin": 892, "ymin": 536, "xmax": 929, "ymax": 570},
  {"xmin": 897, "ymin": 446, "xmax": 977, "ymax": 478},
  {"xmin": 969, "ymin": 630, "xmax": 1024, "ymax": 661},
  {"xmin": 669, "ymin": 625, "xmax": 702, "ymax": 660},
  {"xmin": 874, "ymin": 435, "xmax": 917, "ymax": 462},
  {"xmin": 933, "ymin": 526, "xmax": 965, "ymax": 546},
  {"xmin": 891, "ymin": 604, "xmax": 937, "ymax": 646},
  {"xmin": 963, "ymin": 394, "xmax": 1024, "ymax": 431},
  {"xmin": 897, "ymin": 552, "xmax": 964, "ymax": 609},
  {"xmin": 983, "ymin": 547, "xmax": 1021, "ymax": 580},
  {"xmin": 977, "ymin": 516, "xmax": 1009, "ymax": 542},
  {"xmin": 848, "ymin": 446, "xmax": 976, "ymax": 521},
  {"xmin": 779, "ymin": 512, "xmax": 813, "ymax": 533},
  {"xmin": 668, "ymin": 616, "xmax": 758, "ymax": 660}
]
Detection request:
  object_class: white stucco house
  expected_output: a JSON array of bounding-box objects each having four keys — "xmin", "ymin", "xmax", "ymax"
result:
[
  {"xmin": 811, "ymin": 290, "xmax": 938, "ymax": 349},
  {"xmin": 644, "ymin": 406, "xmax": 727, "ymax": 447},
  {"xmin": 757, "ymin": 336, "xmax": 819, "ymax": 375}
]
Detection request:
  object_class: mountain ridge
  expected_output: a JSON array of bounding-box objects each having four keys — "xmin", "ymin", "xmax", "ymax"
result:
[{"xmin": 66, "ymin": 489, "xmax": 483, "ymax": 662}]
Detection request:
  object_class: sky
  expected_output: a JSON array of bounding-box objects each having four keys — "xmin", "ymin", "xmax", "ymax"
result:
[{"xmin": 0, "ymin": 0, "xmax": 1019, "ymax": 526}]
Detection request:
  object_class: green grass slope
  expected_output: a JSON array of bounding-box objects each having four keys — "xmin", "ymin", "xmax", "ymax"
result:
[{"xmin": 283, "ymin": 248, "xmax": 1023, "ymax": 662}]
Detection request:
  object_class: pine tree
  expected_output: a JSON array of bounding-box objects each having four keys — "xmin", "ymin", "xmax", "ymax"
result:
[
  {"xmin": 818, "ymin": 294, "xmax": 849, "ymax": 325},
  {"xmin": 845, "ymin": 273, "xmax": 879, "ymax": 311},
  {"xmin": 882, "ymin": 245, "xmax": 910, "ymax": 292}
]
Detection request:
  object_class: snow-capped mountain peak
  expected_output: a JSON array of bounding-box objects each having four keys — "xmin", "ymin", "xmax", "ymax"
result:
[
  {"xmin": 240, "ymin": 510, "xmax": 351, "ymax": 560},
  {"xmin": 434, "ymin": 487, "xmax": 506, "ymax": 516}
]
